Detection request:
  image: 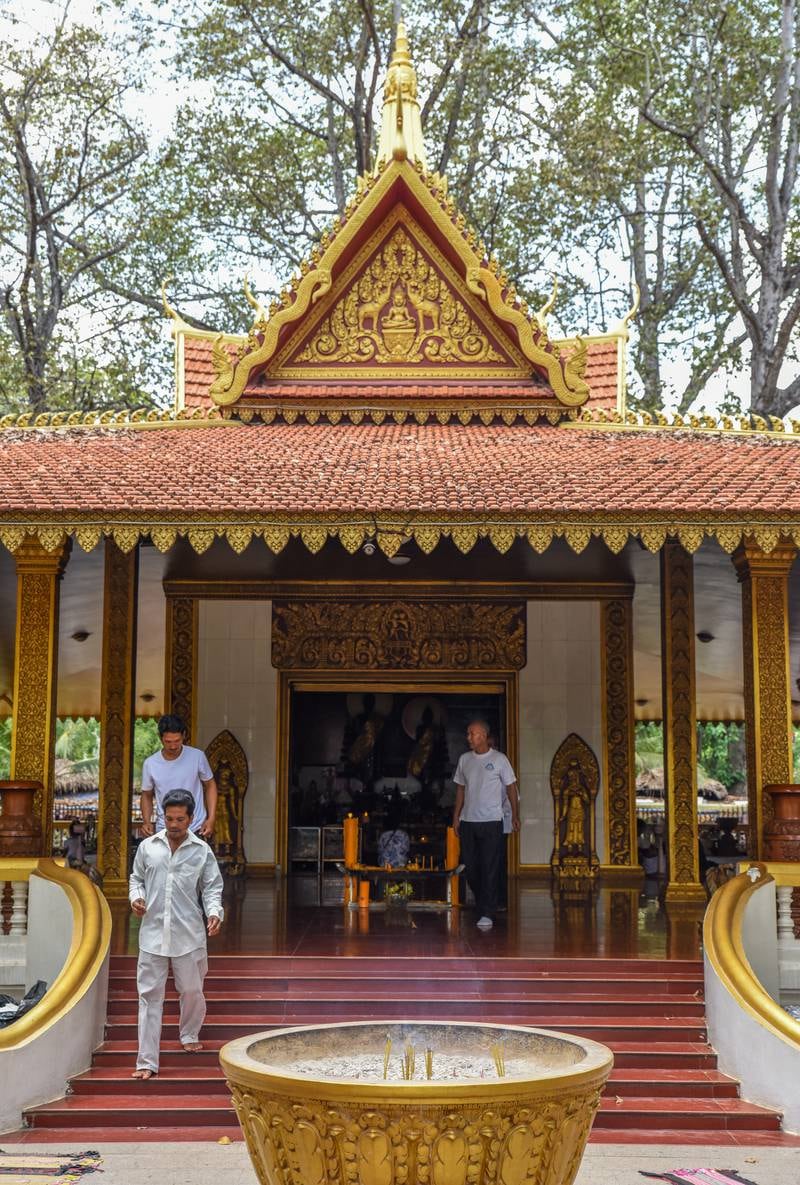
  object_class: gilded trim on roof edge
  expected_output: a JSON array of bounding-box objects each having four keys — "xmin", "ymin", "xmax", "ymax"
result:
[{"xmin": 0, "ymin": 515, "xmax": 796, "ymax": 562}]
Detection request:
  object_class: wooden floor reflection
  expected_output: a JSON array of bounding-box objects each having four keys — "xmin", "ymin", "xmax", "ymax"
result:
[{"xmin": 109, "ymin": 875, "xmax": 704, "ymax": 961}]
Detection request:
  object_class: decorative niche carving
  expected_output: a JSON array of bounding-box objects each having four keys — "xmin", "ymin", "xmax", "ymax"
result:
[
  {"xmin": 550, "ymin": 733, "xmax": 600, "ymax": 893},
  {"xmin": 271, "ymin": 600, "xmax": 526, "ymax": 671},
  {"xmin": 205, "ymin": 729, "xmax": 248, "ymax": 876}
]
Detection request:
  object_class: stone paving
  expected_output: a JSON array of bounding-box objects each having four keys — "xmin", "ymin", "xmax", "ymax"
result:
[{"xmin": 4, "ymin": 1142, "xmax": 799, "ymax": 1185}]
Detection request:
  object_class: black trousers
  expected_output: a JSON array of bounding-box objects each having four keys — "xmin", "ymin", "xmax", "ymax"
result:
[{"xmin": 459, "ymin": 820, "xmax": 504, "ymax": 918}]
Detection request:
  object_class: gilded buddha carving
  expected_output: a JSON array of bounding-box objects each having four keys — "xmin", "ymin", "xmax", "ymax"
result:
[
  {"xmin": 550, "ymin": 734, "xmax": 600, "ymax": 892},
  {"xmin": 295, "ymin": 225, "xmax": 506, "ymax": 368},
  {"xmin": 205, "ymin": 730, "xmax": 249, "ymax": 876},
  {"xmin": 560, "ymin": 760, "xmax": 590, "ymax": 852}
]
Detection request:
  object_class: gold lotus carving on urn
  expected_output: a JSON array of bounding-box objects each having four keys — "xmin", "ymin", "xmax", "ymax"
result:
[{"xmin": 229, "ymin": 1087, "xmax": 602, "ymax": 1185}]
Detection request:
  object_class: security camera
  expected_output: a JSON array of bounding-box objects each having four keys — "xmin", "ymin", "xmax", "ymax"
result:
[{"xmin": 362, "ymin": 540, "xmax": 376, "ymax": 556}]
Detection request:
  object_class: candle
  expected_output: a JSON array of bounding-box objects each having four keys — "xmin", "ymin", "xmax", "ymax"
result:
[
  {"xmin": 358, "ymin": 879, "xmax": 370, "ymax": 907},
  {"xmin": 343, "ymin": 814, "xmax": 359, "ymax": 867},
  {"xmin": 343, "ymin": 814, "xmax": 359, "ymax": 908},
  {"xmin": 446, "ymin": 826, "xmax": 460, "ymax": 906}
]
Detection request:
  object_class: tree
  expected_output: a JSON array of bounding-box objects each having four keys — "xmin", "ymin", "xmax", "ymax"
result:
[
  {"xmin": 0, "ymin": 4, "xmax": 165, "ymax": 413},
  {"xmin": 148, "ymin": 0, "xmax": 567, "ymax": 326},
  {"xmin": 527, "ymin": 0, "xmax": 750, "ymax": 411},
  {"xmin": 641, "ymin": 0, "xmax": 800, "ymax": 418},
  {"xmin": 151, "ymin": 0, "xmax": 756, "ymax": 407}
]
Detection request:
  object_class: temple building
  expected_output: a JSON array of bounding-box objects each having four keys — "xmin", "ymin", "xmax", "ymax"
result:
[{"xmin": 2, "ymin": 23, "xmax": 800, "ymax": 907}]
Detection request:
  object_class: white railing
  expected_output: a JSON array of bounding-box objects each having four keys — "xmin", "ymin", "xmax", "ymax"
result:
[
  {"xmin": 704, "ymin": 863, "xmax": 800, "ymax": 1132},
  {"xmin": 0, "ymin": 859, "xmax": 111, "ymax": 1133},
  {"xmin": 0, "ymin": 877, "xmax": 29, "ymax": 989},
  {"xmin": 774, "ymin": 874, "xmax": 800, "ymax": 997}
]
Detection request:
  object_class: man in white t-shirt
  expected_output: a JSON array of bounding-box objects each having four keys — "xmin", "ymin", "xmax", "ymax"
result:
[
  {"xmin": 140, "ymin": 715, "xmax": 217, "ymax": 838},
  {"xmin": 452, "ymin": 720, "xmax": 519, "ymax": 930}
]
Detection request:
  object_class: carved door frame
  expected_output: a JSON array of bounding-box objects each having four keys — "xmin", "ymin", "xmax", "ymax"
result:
[{"xmin": 275, "ymin": 670, "xmax": 519, "ymax": 877}]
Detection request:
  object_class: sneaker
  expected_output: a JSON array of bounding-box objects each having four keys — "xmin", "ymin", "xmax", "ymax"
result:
[{"xmin": 476, "ymin": 916, "xmax": 493, "ymax": 929}]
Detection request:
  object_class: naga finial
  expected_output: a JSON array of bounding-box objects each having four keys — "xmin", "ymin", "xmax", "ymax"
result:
[
  {"xmin": 160, "ymin": 277, "xmax": 192, "ymax": 334},
  {"xmin": 243, "ymin": 274, "xmax": 267, "ymax": 324},
  {"xmin": 614, "ymin": 283, "xmax": 641, "ymax": 335},
  {"xmin": 535, "ymin": 274, "xmax": 558, "ymax": 329}
]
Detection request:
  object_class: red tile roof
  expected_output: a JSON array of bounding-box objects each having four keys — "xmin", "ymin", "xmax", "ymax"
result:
[
  {"xmin": 0, "ymin": 421, "xmax": 798, "ymax": 516},
  {"xmin": 181, "ymin": 335, "xmax": 620, "ymax": 411},
  {"xmin": 578, "ymin": 340, "xmax": 619, "ymax": 410}
]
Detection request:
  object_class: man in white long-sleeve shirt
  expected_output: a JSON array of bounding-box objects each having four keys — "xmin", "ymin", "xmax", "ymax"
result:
[{"xmin": 129, "ymin": 788, "xmax": 224, "ymax": 1080}]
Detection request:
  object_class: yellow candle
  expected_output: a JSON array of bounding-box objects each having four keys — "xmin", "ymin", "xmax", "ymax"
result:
[
  {"xmin": 358, "ymin": 879, "xmax": 370, "ymax": 908},
  {"xmin": 343, "ymin": 814, "xmax": 359, "ymax": 867},
  {"xmin": 343, "ymin": 815, "xmax": 359, "ymax": 908},
  {"xmin": 446, "ymin": 826, "xmax": 460, "ymax": 906}
]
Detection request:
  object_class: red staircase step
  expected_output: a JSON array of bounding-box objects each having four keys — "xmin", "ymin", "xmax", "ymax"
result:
[
  {"xmin": 67, "ymin": 1066, "xmax": 738, "ymax": 1101},
  {"xmin": 594, "ymin": 1097, "xmax": 782, "ymax": 1131},
  {"xmin": 16, "ymin": 952, "xmax": 785, "ymax": 1143}
]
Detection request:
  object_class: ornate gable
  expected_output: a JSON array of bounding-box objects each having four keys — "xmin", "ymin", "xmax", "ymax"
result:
[
  {"xmin": 207, "ymin": 23, "xmax": 591, "ymax": 413},
  {"xmin": 272, "ymin": 212, "xmax": 528, "ymax": 379}
]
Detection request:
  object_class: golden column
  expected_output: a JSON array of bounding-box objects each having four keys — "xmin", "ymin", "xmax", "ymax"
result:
[
  {"xmin": 660, "ymin": 539, "xmax": 704, "ymax": 903},
  {"xmin": 164, "ymin": 596, "xmax": 197, "ymax": 739},
  {"xmin": 97, "ymin": 540, "xmax": 139, "ymax": 897},
  {"xmin": 10, "ymin": 535, "xmax": 71, "ymax": 851},
  {"xmin": 733, "ymin": 540, "xmax": 797, "ymax": 858},
  {"xmin": 601, "ymin": 598, "xmax": 638, "ymax": 871}
]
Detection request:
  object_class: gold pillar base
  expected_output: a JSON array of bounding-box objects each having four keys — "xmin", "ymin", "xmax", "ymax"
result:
[{"xmin": 665, "ymin": 881, "xmax": 707, "ymax": 906}]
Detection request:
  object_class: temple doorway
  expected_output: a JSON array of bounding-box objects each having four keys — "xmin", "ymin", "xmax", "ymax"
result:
[{"xmin": 284, "ymin": 682, "xmax": 508, "ymax": 902}]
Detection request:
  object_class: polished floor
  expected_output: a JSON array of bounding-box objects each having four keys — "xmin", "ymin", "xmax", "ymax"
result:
[{"xmin": 109, "ymin": 874, "xmax": 705, "ymax": 961}]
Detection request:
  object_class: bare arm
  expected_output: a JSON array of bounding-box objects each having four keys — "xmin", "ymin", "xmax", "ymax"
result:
[
  {"xmin": 452, "ymin": 785, "xmax": 465, "ymax": 835},
  {"xmin": 199, "ymin": 778, "xmax": 218, "ymax": 838},
  {"xmin": 505, "ymin": 782, "xmax": 520, "ymax": 832},
  {"xmin": 140, "ymin": 790, "xmax": 154, "ymax": 836}
]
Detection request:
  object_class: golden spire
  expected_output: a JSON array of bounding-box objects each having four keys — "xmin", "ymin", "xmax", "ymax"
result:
[{"xmin": 374, "ymin": 21, "xmax": 427, "ymax": 172}]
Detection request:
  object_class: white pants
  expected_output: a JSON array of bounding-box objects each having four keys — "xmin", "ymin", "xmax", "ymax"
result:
[{"xmin": 136, "ymin": 948, "xmax": 208, "ymax": 1071}]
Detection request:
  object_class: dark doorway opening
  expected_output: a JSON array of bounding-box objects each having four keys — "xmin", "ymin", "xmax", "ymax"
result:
[{"xmin": 286, "ymin": 686, "xmax": 505, "ymax": 896}]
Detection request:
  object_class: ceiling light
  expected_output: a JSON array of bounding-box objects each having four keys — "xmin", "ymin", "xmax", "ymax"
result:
[
  {"xmin": 387, "ymin": 552, "xmax": 411, "ymax": 566},
  {"xmin": 696, "ymin": 631, "xmax": 715, "ymax": 644},
  {"xmin": 71, "ymin": 630, "xmax": 91, "ymax": 643},
  {"xmin": 634, "ymin": 698, "xmax": 650, "ymax": 707},
  {"xmin": 140, "ymin": 692, "xmax": 156, "ymax": 703}
]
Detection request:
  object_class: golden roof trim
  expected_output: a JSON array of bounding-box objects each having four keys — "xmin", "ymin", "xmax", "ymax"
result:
[
  {"xmin": 3, "ymin": 402, "xmax": 800, "ymax": 436},
  {"xmin": 0, "ymin": 513, "xmax": 798, "ymax": 561}
]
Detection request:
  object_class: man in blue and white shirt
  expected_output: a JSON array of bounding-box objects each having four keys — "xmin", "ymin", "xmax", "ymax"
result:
[
  {"xmin": 129, "ymin": 789, "xmax": 224, "ymax": 1079},
  {"xmin": 452, "ymin": 720, "xmax": 519, "ymax": 930}
]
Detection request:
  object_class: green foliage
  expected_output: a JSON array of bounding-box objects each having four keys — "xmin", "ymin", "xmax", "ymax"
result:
[
  {"xmin": 0, "ymin": 718, "xmax": 11, "ymax": 779},
  {"xmin": 634, "ymin": 722, "xmax": 663, "ymax": 775},
  {"xmin": 55, "ymin": 718, "xmax": 101, "ymax": 763},
  {"xmin": 0, "ymin": 716, "xmax": 160, "ymax": 784},
  {"xmin": 134, "ymin": 717, "xmax": 160, "ymax": 785},
  {"xmin": 697, "ymin": 723, "xmax": 745, "ymax": 790},
  {"xmin": 635, "ymin": 721, "xmax": 747, "ymax": 790}
]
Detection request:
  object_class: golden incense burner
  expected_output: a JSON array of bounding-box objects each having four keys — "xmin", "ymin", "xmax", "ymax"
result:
[{"xmin": 220, "ymin": 1020, "xmax": 612, "ymax": 1185}]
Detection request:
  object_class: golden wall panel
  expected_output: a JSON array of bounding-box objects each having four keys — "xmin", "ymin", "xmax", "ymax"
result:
[
  {"xmin": 165, "ymin": 596, "xmax": 198, "ymax": 739},
  {"xmin": 660, "ymin": 540, "xmax": 704, "ymax": 903},
  {"xmin": 10, "ymin": 536, "xmax": 70, "ymax": 849},
  {"xmin": 97, "ymin": 541, "xmax": 139, "ymax": 897},
  {"xmin": 601, "ymin": 599, "xmax": 636, "ymax": 867},
  {"xmin": 734, "ymin": 541, "xmax": 796, "ymax": 857}
]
